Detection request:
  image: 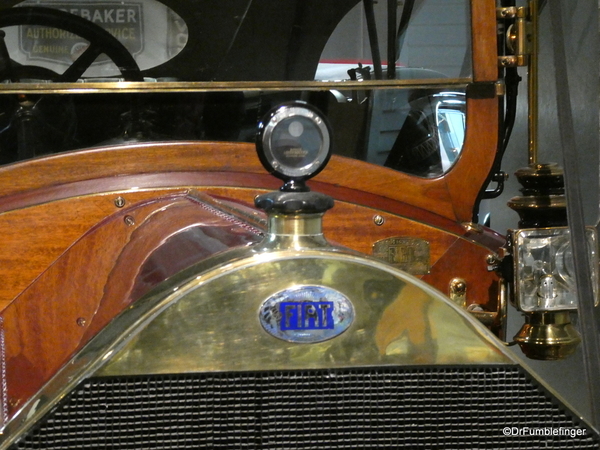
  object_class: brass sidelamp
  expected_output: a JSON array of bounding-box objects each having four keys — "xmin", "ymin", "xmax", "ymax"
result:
[
  {"xmin": 501, "ymin": 1, "xmax": 599, "ymax": 360},
  {"xmin": 507, "ymin": 164, "xmax": 598, "ymax": 360}
]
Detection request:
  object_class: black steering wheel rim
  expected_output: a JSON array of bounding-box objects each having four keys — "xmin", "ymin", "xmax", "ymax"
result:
[{"xmin": 0, "ymin": 6, "xmax": 143, "ymax": 81}]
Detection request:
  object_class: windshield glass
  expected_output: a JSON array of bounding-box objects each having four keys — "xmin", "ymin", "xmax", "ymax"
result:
[
  {"xmin": 319, "ymin": 0, "xmax": 471, "ymax": 82},
  {"xmin": 0, "ymin": 0, "xmax": 472, "ymax": 178},
  {"xmin": 0, "ymin": 0, "xmax": 471, "ymax": 83}
]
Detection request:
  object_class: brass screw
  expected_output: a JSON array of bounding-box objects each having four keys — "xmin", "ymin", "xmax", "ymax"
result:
[
  {"xmin": 373, "ymin": 215, "xmax": 385, "ymax": 226},
  {"xmin": 76, "ymin": 317, "xmax": 86, "ymax": 327},
  {"xmin": 486, "ymin": 254, "xmax": 498, "ymax": 265},
  {"xmin": 114, "ymin": 196, "xmax": 126, "ymax": 208},
  {"xmin": 124, "ymin": 215, "xmax": 135, "ymax": 226},
  {"xmin": 450, "ymin": 278, "xmax": 467, "ymax": 295}
]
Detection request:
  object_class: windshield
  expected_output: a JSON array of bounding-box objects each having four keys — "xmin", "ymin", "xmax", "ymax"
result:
[
  {"xmin": 0, "ymin": 0, "xmax": 472, "ymax": 178},
  {"xmin": 0, "ymin": 0, "xmax": 471, "ymax": 82}
]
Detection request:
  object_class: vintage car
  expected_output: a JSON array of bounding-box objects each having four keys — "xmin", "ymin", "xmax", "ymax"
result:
[{"xmin": 0, "ymin": 0, "xmax": 597, "ymax": 448}]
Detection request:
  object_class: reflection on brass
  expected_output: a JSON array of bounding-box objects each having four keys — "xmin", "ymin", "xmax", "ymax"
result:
[
  {"xmin": 508, "ymin": 164, "xmax": 567, "ymax": 209},
  {"xmin": 462, "ymin": 222, "xmax": 483, "ymax": 234},
  {"xmin": 463, "ymin": 279, "xmax": 507, "ymax": 340},
  {"xmin": 267, "ymin": 213, "xmax": 323, "ymax": 238},
  {"xmin": 497, "ymin": 5, "xmax": 530, "ymax": 69},
  {"xmin": 507, "ymin": 195, "xmax": 567, "ymax": 210},
  {"xmin": 255, "ymin": 213, "xmax": 329, "ymax": 251},
  {"xmin": 372, "ymin": 237, "xmax": 430, "ymax": 275},
  {"xmin": 497, "ymin": 278, "xmax": 508, "ymax": 341},
  {"xmin": 514, "ymin": 9, "xmax": 531, "ymax": 55},
  {"xmin": 495, "ymin": 80, "xmax": 506, "ymax": 96},
  {"xmin": 1, "ymin": 247, "xmax": 515, "ymax": 447},
  {"xmin": 515, "ymin": 162, "xmax": 564, "ymax": 178},
  {"xmin": 514, "ymin": 311, "xmax": 581, "ymax": 360},
  {"xmin": 0, "ymin": 78, "xmax": 471, "ymax": 95},
  {"xmin": 466, "ymin": 304, "xmax": 496, "ymax": 328},
  {"xmin": 449, "ymin": 278, "xmax": 467, "ymax": 308},
  {"xmin": 99, "ymin": 252, "xmax": 509, "ymax": 376},
  {"xmin": 498, "ymin": 55, "xmax": 527, "ymax": 68},
  {"xmin": 497, "ymin": 6, "xmax": 518, "ymax": 19}
]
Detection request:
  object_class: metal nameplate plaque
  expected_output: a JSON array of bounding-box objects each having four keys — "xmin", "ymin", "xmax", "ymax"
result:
[
  {"xmin": 372, "ymin": 237, "xmax": 430, "ymax": 275},
  {"xmin": 259, "ymin": 285, "xmax": 354, "ymax": 343}
]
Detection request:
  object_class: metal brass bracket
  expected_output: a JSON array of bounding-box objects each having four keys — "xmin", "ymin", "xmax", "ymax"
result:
[
  {"xmin": 497, "ymin": 6, "xmax": 519, "ymax": 20},
  {"xmin": 450, "ymin": 276, "xmax": 507, "ymax": 341},
  {"xmin": 449, "ymin": 278, "xmax": 467, "ymax": 308},
  {"xmin": 497, "ymin": 6, "xmax": 531, "ymax": 68}
]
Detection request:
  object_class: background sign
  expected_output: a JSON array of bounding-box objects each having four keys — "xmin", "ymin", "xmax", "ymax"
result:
[{"xmin": 18, "ymin": 2, "xmax": 144, "ymax": 66}]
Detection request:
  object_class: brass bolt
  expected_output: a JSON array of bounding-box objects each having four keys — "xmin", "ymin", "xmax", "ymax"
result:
[
  {"xmin": 124, "ymin": 215, "xmax": 135, "ymax": 226},
  {"xmin": 497, "ymin": 6, "xmax": 517, "ymax": 19},
  {"xmin": 373, "ymin": 215, "xmax": 385, "ymax": 226},
  {"xmin": 449, "ymin": 278, "xmax": 467, "ymax": 308},
  {"xmin": 486, "ymin": 254, "xmax": 498, "ymax": 265},
  {"xmin": 450, "ymin": 278, "xmax": 467, "ymax": 295},
  {"xmin": 114, "ymin": 196, "xmax": 126, "ymax": 208},
  {"xmin": 486, "ymin": 254, "xmax": 502, "ymax": 272}
]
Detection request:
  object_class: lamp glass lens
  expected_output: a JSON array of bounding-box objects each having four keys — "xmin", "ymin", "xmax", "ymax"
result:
[{"xmin": 515, "ymin": 227, "xmax": 598, "ymax": 312}]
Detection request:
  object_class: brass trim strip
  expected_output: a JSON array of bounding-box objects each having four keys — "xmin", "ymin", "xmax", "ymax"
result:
[{"xmin": 0, "ymin": 78, "xmax": 472, "ymax": 94}]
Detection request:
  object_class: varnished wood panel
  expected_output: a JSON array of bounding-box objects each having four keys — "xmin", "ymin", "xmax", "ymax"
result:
[
  {"xmin": 0, "ymin": 189, "xmax": 190, "ymax": 308},
  {"xmin": 3, "ymin": 198, "xmax": 183, "ymax": 413},
  {"xmin": 471, "ymin": 0, "xmax": 498, "ymax": 82},
  {"xmin": 3, "ymin": 192, "xmax": 263, "ymax": 414},
  {"xmin": 0, "ymin": 176, "xmax": 505, "ymax": 314},
  {"xmin": 0, "ymin": 130, "xmax": 498, "ymax": 224},
  {"xmin": 423, "ymin": 238, "xmax": 500, "ymax": 309},
  {"xmin": 444, "ymin": 96, "xmax": 499, "ymax": 222},
  {"xmin": 322, "ymin": 202, "xmax": 459, "ymax": 261}
]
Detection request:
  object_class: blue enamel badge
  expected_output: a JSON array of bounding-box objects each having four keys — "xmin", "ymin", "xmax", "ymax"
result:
[{"xmin": 259, "ymin": 285, "xmax": 354, "ymax": 343}]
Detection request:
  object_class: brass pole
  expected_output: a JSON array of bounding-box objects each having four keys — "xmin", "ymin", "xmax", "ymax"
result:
[{"xmin": 527, "ymin": 0, "xmax": 538, "ymax": 165}]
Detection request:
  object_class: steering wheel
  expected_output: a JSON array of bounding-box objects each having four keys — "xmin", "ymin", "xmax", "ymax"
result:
[
  {"xmin": 0, "ymin": 7, "xmax": 144, "ymax": 161},
  {"xmin": 0, "ymin": 6, "xmax": 142, "ymax": 81}
]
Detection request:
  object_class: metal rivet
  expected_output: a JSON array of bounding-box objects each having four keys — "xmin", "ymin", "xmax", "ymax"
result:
[
  {"xmin": 76, "ymin": 317, "xmax": 86, "ymax": 327},
  {"xmin": 114, "ymin": 196, "xmax": 126, "ymax": 208},
  {"xmin": 124, "ymin": 215, "xmax": 135, "ymax": 226},
  {"xmin": 373, "ymin": 215, "xmax": 385, "ymax": 226}
]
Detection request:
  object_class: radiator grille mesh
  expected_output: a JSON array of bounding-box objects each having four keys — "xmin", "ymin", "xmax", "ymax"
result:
[{"xmin": 11, "ymin": 366, "xmax": 599, "ymax": 449}]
